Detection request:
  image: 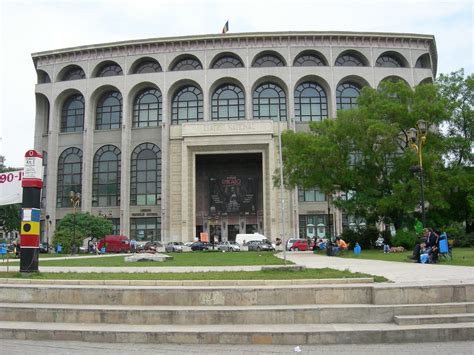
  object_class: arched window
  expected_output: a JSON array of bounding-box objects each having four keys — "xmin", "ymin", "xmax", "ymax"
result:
[
  {"xmin": 376, "ymin": 55, "xmax": 403, "ymax": 68},
  {"xmin": 171, "ymin": 57, "xmax": 202, "ymax": 71},
  {"xmin": 37, "ymin": 70, "xmax": 51, "ymax": 84},
  {"xmin": 211, "ymin": 84, "xmax": 245, "ymax": 120},
  {"xmin": 132, "ymin": 59, "xmax": 162, "ymax": 74},
  {"xmin": 415, "ymin": 54, "xmax": 431, "ymax": 69},
  {"xmin": 92, "ymin": 145, "xmax": 121, "ymax": 207},
  {"xmin": 336, "ymin": 82, "xmax": 361, "ymax": 110},
  {"xmin": 130, "ymin": 143, "xmax": 161, "ymax": 206},
  {"xmin": 96, "ymin": 91, "xmax": 122, "ymax": 130},
  {"xmin": 61, "ymin": 94, "xmax": 84, "ymax": 132},
  {"xmin": 294, "ymin": 82, "xmax": 328, "ymax": 122},
  {"xmin": 335, "ymin": 53, "xmax": 365, "ymax": 66},
  {"xmin": 96, "ymin": 63, "xmax": 123, "ymax": 77},
  {"xmin": 212, "ymin": 55, "xmax": 244, "ymax": 69},
  {"xmin": 57, "ymin": 147, "xmax": 82, "ymax": 208},
  {"xmin": 133, "ymin": 88, "xmax": 162, "ymax": 127},
  {"xmin": 61, "ymin": 66, "xmax": 86, "ymax": 81},
  {"xmin": 171, "ymin": 86, "xmax": 203, "ymax": 124},
  {"xmin": 294, "ymin": 53, "xmax": 326, "ymax": 66},
  {"xmin": 253, "ymin": 83, "xmax": 287, "ymax": 121},
  {"xmin": 253, "ymin": 54, "xmax": 285, "ymax": 67}
]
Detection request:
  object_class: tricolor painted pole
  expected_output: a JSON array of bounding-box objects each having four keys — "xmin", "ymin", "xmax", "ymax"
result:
[{"xmin": 20, "ymin": 150, "xmax": 43, "ymax": 272}]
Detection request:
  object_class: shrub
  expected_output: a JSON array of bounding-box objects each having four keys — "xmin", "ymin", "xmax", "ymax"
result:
[
  {"xmin": 452, "ymin": 233, "xmax": 474, "ymax": 247},
  {"xmin": 391, "ymin": 230, "xmax": 418, "ymax": 249},
  {"xmin": 341, "ymin": 226, "xmax": 378, "ymax": 249},
  {"xmin": 341, "ymin": 229, "xmax": 360, "ymax": 249}
]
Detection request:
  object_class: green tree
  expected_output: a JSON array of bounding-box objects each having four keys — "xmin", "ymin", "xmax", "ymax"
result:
[
  {"xmin": 53, "ymin": 213, "xmax": 113, "ymax": 252},
  {"xmin": 281, "ymin": 81, "xmax": 447, "ymax": 228}
]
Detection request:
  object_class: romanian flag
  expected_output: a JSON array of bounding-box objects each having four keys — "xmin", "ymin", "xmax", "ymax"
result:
[{"xmin": 222, "ymin": 21, "xmax": 229, "ymax": 34}]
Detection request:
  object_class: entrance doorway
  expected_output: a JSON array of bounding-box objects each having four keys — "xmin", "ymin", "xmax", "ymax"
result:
[{"xmin": 227, "ymin": 225, "xmax": 240, "ymax": 242}]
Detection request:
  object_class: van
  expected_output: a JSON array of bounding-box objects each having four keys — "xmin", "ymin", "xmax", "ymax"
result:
[
  {"xmin": 97, "ymin": 235, "xmax": 130, "ymax": 253},
  {"xmin": 235, "ymin": 233, "xmax": 269, "ymax": 245}
]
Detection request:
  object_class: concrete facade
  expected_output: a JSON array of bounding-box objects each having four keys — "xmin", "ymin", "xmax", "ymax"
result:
[{"xmin": 31, "ymin": 31, "xmax": 437, "ymax": 243}]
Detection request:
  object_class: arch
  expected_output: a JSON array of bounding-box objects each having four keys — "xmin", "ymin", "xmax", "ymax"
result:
[
  {"xmin": 419, "ymin": 77, "xmax": 434, "ymax": 85},
  {"xmin": 129, "ymin": 57, "xmax": 162, "ymax": 74},
  {"xmin": 252, "ymin": 51, "xmax": 286, "ymax": 67},
  {"xmin": 61, "ymin": 93, "xmax": 85, "ymax": 133},
  {"xmin": 294, "ymin": 82, "xmax": 328, "ymax": 122},
  {"xmin": 415, "ymin": 53, "xmax": 431, "ymax": 69},
  {"xmin": 58, "ymin": 65, "xmax": 86, "ymax": 81},
  {"xmin": 293, "ymin": 50, "xmax": 328, "ymax": 66},
  {"xmin": 210, "ymin": 52, "xmax": 244, "ymax": 69},
  {"xmin": 336, "ymin": 81, "xmax": 362, "ymax": 110},
  {"xmin": 378, "ymin": 76, "xmax": 410, "ymax": 87},
  {"xmin": 130, "ymin": 142, "xmax": 162, "ymax": 206},
  {"xmin": 132, "ymin": 87, "xmax": 162, "ymax": 127},
  {"xmin": 56, "ymin": 147, "xmax": 83, "ymax": 208},
  {"xmin": 95, "ymin": 90, "xmax": 123, "ymax": 130},
  {"xmin": 35, "ymin": 93, "xmax": 50, "ymax": 135},
  {"xmin": 252, "ymin": 81, "xmax": 287, "ymax": 121},
  {"xmin": 93, "ymin": 61, "xmax": 123, "ymax": 77},
  {"xmin": 171, "ymin": 84, "xmax": 203, "ymax": 124},
  {"xmin": 375, "ymin": 51, "xmax": 409, "ymax": 68},
  {"xmin": 169, "ymin": 54, "xmax": 203, "ymax": 71},
  {"xmin": 37, "ymin": 70, "xmax": 51, "ymax": 84},
  {"xmin": 92, "ymin": 145, "xmax": 121, "ymax": 207},
  {"xmin": 211, "ymin": 83, "xmax": 245, "ymax": 121},
  {"xmin": 334, "ymin": 50, "xmax": 369, "ymax": 67}
]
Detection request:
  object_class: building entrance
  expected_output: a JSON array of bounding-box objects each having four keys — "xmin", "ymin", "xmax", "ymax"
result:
[{"xmin": 195, "ymin": 153, "xmax": 263, "ymax": 241}]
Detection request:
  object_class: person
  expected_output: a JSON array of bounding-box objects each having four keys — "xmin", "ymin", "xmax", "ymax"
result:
[
  {"xmin": 130, "ymin": 238, "xmax": 137, "ymax": 253},
  {"xmin": 409, "ymin": 228, "xmax": 437, "ymax": 263},
  {"xmin": 336, "ymin": 237, "xmax": 348, "ymax": 250}
]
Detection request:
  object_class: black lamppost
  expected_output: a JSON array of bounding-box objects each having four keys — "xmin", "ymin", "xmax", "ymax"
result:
[
  {"xmin": 408, "ymin": 120, "xmax": 428, "ymax": 227},
  {"xmin": 69, "ymin": 191, "xmax": 81, "ymax": 255}
]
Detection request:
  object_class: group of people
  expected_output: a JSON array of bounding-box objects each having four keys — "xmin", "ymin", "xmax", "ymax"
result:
[
  {"xmin": 409, "ymin": 228, "xmax": 440, "ymax": 264},
  {"xmin": 312, "ymin": 236, "xmax": 348, "ymax": 256}
]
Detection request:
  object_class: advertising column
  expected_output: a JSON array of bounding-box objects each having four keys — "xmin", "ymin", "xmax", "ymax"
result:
[{"xmin": 20, "ymin": 150, "xmax": 43, "ymax": 272}]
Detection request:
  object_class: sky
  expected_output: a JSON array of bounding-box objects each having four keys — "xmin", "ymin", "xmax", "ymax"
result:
[{"xmin": 0, "ymin": 0, "xmax": 472, "ymax": 167}]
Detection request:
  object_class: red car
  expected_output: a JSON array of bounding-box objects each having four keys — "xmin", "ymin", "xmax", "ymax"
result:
[
  {"xmin": 97, "ymin": 235, "xmax": 130, "ymax": 253},
  {"xmin": 289, "ymin": 239, "xmax": 313, "ymax": 251}
]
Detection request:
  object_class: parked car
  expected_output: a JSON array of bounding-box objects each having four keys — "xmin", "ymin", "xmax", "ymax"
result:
[
  {"xmin": 190, "ymin": 241, "xmax": 210, "ymax": 251},
  {"xmin": 138, "ymin": 241, "xmax": 163, "ymax": 253},
  {"xmin": 247, "ymin": 240, "xmax": 275, "ymax": 252},
  {"xmin": 286, "ymin": 238, "xmax": 298, "ymax": 251},
  {"xmin": 165, "ymin": 242, "xmax": 184, "ymax": 253},
  {"xmin": 289, "ymin": 239, "xmax": 313, "ymax": 251},
  {"xmin": 217, "ymin": 241, "xmax": 240, "ymax": 252},
  {"xmin": 97, "ymin": 235, "xmax": 131, "ymax": 253},
  {"xmin": 39, "ymin": 242, "xmax": 52, "ymax": 253}
]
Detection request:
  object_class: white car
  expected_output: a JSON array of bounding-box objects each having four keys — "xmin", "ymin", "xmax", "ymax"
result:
[
  {"xmin": 217, "ymin": 241, "xmax": 240, "ymax": 252},
  {"xmin": 165, "ymin": 242, "xmax": 184, "ymax": 252}
]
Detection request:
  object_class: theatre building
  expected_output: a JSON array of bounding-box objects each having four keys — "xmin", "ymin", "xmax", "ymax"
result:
[{"xmin": 31, "ymin": 31, "xmax": 436, "ymax": 243}]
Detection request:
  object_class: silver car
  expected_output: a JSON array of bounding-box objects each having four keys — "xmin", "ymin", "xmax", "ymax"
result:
[
  {"xmin": 247, "ymin": 240, "xmax": 275, "ymax": 252},
  {"xmin": 165, "ymin": 242, "xmax": 184, "ymax": 253},
  {"xmin": 217, "ymin": 241, "xmax": 240, "ymax": 252}
]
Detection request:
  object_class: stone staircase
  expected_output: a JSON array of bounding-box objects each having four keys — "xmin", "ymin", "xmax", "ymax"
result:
[{"xmin": 0, "ymin": 280, "xmax": 472, "ymax": 344}]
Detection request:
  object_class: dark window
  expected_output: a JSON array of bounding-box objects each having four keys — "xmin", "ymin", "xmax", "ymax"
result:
[
  {"xmin": 376, "ymin": 55, "xmax": 402, "ymax": 68},
  {"xmin": 415, "ymin": 54, "xmax": 431, "ymax": 69},
  {"xmin": 57, "ymin": 147, "xmax": 82, "ymax": 208},
  {"xmin": 171, "ymin": 86, "xmax": 203, "ymax": 124},
  {"xmin": 335, "ymin": 54, "xmax": 365, "ymax": 66},
  {"xmin": 130, "ymin": 217, "xmax": 161, "ymax": 241},
  {"xmin": 92, "ymin": 145, "xmax": 121, "ymax": 207},
  {"xmin": 253, "ymin": 83, "xmax": 287, "ymax": 121},
  {"xmin": 294, "ymin": 53, "xmax": 326, "ymax": 66},
  {"xmin": 171, "ymin": 58, "xmax": 202, "ymax": 71},
  {"xmin": 133, "ymin": 88, "xmax": 162, "ymax": 127},
  {"xmin": 37, "ymin": 70, "xmax": 51, "ymax": 84},
  {"xmin": 130, "ymin": 143, "xmax": 161, "ymax": 206},
  {"xmin": 133, "ymin": 60, "xmax": 162, "ymax": 74},
  {"xmin": 253, "ymin": 54, "xmax": 284, "ymax": 67},
  {"xmin": 294, "ymin": 82, "xmax": 328, "ymax": 122},
  {"xmin": 97, "ymin": 63, "xmax": 123, "ymax": 77},
  {"xmin": 212, "ymin": 56, "xmax": 243, "ymax": 69},
  {"xmin": 62, "ymin": 66, "xmax": 86, "ymax": 81},
  {"xmin": 336, "ymin": 82, "xmax": 361, "ymax": 110},
  {"xmin": 61, "ymin": 94, "xmax": 84, "ymax": 132},
  {"xmin": 211, "ymin": 84, "xmax": 245, "ymax": 120},
  {"xmin": 96, "ymin": 91, "xmax": 122, "ymax": 130},
  {"xmin": 299, "ymin": 214, "xmax": 333, "ymax": 238},
  {"xmin": 298, "ymin": 188, "xmax": 326, "ymax": 202}
]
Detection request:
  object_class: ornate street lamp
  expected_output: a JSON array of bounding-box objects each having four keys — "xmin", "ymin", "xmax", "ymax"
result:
[
  {"xmin": 69, "ymin": 191, "xmax": 81, "ymax": 255},
  {"xmin": 408, "ymin": 120, "xmax": 428, "ymax": 227}
]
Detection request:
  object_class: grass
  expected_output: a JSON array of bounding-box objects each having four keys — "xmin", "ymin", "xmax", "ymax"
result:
[
  {"xmin": 336, "ymin": 247, "xmax": 474, "ymax": 267},
  {"xmin": 20, "ymin": 251, "xmax": 290, "ymax": 267},
  {"xmin": 0, "ymin": 268, "xmax": 387, "ymax": 282}
]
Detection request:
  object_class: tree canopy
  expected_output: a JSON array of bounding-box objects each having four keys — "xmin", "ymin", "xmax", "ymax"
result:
[{"xmin": 281, "ymin": 75, "xmax": 472, "ymax": 231}]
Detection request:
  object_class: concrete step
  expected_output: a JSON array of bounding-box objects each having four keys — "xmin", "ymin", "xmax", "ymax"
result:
[
  {"xmin": 1, "ymin": 302, "xmax": 472, "ymax": 325},
  {"xmin": 0, "ymin": 321, "xmax": 472, "ymax": 344},
  {"xmin": 394, "ymin": 313, "xmax": 474, "ymax": 325},
  {"xmin": 1, "ymin": 282, "xmax": 473, "ymax": 306}
]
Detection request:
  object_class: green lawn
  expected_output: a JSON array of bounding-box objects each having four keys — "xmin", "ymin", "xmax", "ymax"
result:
[
  {"xmin": 336, "ymin": 247, "xmax": 474, "ymax": 267},
  {"xmin": 0, "ymin": 268, "xmax": 387, "ymax": 282},
  {"xmin": 30, "ymin": 251, "xmax": 290, "ymax": 267}
]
